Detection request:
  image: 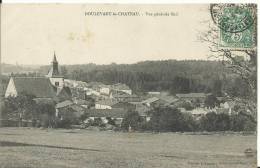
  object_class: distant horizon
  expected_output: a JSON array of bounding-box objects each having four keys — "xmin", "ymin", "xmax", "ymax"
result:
[{"xmin": 1, "ymin": 57, "xmax": 220, "ymax": 67}]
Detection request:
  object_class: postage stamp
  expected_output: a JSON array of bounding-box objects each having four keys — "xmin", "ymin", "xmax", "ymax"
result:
[{"xmin": 210, "ymin": 4, "xmax": 256, "ymax": 49}]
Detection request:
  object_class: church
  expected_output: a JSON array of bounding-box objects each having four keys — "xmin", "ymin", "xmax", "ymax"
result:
[
  {"xmin": 4, "ymin": 53, "xmax": 71, "ymax": 102},
  {"xmin": 46, "ymin": 52, "xmax": 65, "ymax": 88}
]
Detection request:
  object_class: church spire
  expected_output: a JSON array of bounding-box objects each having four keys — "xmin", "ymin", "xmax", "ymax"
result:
[
  {"xmin": 47, "ymin": 51, "xmax": 60, "ymax": 77},
  {"xmin": 46, "ymin": 52, "xmax": 64, "ymax": 88},
  {"xmin": 53, "ymin": 51, "xmax": 58, "ymax": 63}
]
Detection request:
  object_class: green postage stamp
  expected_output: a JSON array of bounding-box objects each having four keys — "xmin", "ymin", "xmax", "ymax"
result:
[{"xmin": 210, "ymin": 4, "xmax": 256, "ymax": 49}]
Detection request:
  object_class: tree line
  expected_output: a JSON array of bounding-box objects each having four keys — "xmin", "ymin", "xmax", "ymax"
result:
[
  {"xmin": 2, "ymin": 60, "xmax": 251, "ymax": 99},
  {"xmin": 121, "ymin": 107, "xmax": 256, "ymax": 132},
  {"xmin": 38, "ymin": 60, "xmax": 250, "ymax": 98}
]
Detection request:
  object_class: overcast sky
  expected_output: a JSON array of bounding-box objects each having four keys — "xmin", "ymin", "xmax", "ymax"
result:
[{"xmin": 1, "ymin": 4, "xmax": 211, "ymax": 65}]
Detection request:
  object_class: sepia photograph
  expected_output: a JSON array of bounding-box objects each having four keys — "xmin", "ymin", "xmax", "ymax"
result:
[{"xmin": 0, "ymin": 3, "xmax": 257, "ymax": 168}]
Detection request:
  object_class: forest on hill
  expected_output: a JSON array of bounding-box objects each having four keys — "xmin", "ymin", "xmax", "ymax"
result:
[
  {"xmin": 1, "ymin": 60, "xmax": 250, "ymax": 98},
  {"xmin": 39, "ymin": 60, "xmax": 248, "ymax": 97}
]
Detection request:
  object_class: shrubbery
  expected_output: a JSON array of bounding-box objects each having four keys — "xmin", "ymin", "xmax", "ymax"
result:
[
  {"xmin": 121, "ymin": 107, "xmax": 256, "ymax": 132},
  {"xmin": 121, "ymin": 111, "xmax": 144, "ymax": 130},
  {"xmin": 55, "ymin": 118, "xmax": 75, "ymax": 128},
  {"xmin": 2, "ymin": 93, "xmax": 256, "ymax": 132}
]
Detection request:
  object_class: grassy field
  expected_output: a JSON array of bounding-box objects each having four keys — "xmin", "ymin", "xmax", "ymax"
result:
[{"xmin": 0, "ymin": 127, "xmax": 256, "ymax": 168}]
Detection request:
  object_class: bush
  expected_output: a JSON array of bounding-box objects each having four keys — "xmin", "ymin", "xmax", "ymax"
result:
[
  {"xmin": 230, "ymin": 113, "xmax": 256, "ymax": 131},
  {"xmin": 55, "ymin": 118, "xmax": 73, "ymax": 128},
  {"xmin": 204, "ymin": 95, "xmax": 220, "ymax": 109},
  {"xmin": 106, "ymin": 117, "xmax": 116, "ymax": 126},
  {"xmin": 180, "ymin": 101, "xmax": 195, "ymax": 111},
  {"xmin": 92, "ymin": 118, "xmax": 105, "ymax": 127},
  {"xmin": 199, "ymin": 112, "xmax": 230, "ymax": 131},
  {"xmin": 180, "ymin": 112, "xmax": 199, "ymax": 131},
  {"xmin": 149, "ymin": 107, "xmax": 184, "ymax": 132},
  {"xmin": 121, "ymin": 110, "xmax": 144, "ymax": 131},
  {"xmin": 79, "ymin": 112, "xmax": 89, "ymax": 122},
  {"xmin": 84, "ymin": 118, "xmax": 106, "ymax": 128}
]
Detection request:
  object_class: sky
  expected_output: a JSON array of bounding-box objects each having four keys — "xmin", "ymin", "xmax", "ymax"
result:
[{"xmin": 1, "ymin": 4, "xmax": 211, "ymax": 65}]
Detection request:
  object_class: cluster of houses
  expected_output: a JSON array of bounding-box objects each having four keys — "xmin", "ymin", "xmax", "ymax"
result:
[{"xmin": 4, "ymin": 53, "xmax": 236, "ymax": 126}]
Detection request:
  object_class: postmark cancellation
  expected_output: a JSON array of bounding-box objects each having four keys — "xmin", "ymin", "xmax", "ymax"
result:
[{"xmin": 210, "ymin": 4, "xmax": 257, "ymax": 49}]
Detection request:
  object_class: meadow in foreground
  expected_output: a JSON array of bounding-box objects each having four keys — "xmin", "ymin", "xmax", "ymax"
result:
[{"xmin": 0, "ymin": 127, "xmax": 256, "ymax": 168}]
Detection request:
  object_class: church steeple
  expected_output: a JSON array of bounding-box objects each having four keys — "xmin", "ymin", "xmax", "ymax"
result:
[
  {"xmin": 51, "ymin": 51, "xmax": 59, "ymax": 76},
  {"xmin": 46, "ymin": 52, "xmax": 64, "ymax": 88},
  {"xmin": 47, "ymin": 52, "xmax": 60, "ymax": 77},
  {"xmin": 53, "ymin": 51, "xmax": 58, "ymax": 63}
]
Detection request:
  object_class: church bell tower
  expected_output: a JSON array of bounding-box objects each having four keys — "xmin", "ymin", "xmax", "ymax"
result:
[
  {"xmin": 51, "ymin": 52, "xmax": 59, "ymax": 76},
  {"xmin": 46, "ymin": 52, "xmax": 64, "ymax": 88}
]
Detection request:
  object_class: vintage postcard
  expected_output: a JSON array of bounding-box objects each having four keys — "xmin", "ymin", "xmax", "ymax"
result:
[{"xmin": 0, "ymin": 3, "xmax": 257, "ymax": 168}]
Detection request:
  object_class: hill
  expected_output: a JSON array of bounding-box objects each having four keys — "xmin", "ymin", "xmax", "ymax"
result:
[
  {"xmin": 42, "ymin": 60, "xmax": 237, "ymax": 95},
  {"xmin": 2, "ymin": 60, "xmax": 245, "ymax": 97}
]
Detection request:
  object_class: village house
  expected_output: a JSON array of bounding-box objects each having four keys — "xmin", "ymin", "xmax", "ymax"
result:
[
  {"xmin": 84, "ymin": 108, "xmax": 127, "ymax": 126},
  {"xmin": 176, "ymin": 93, "xmax": 207, "ymax": 101},
  {"xmin": 141, "ymin": 97, "xmax": 168, "ymax": 108},
  {"xmin": 88, "ymin": 82, "xmax": 105, "ymax": 91},
  {"xmin": 111, "ymin": 83, "xmax": 132, "ymax": 95},
  {"xmin": 216, "ymin": 101, "xmax": 236, "ymax": 115},
  {"xmin": 176, "ymin": 93, "xmax": 207, "ymax": 106},
  {"xmin": 111, "ymin": 102, "xmax": 136, "ymax": 111},
  {"xmin": 64, "ymin": 79, "xmax": 88, "ymax": 89},
  {"xmin": 99, "ymin": 84, "xmax": 111, "ymax": 95},
  {"xmin": 85, "ymin": 88, "xmax": 101, "ymax": 97},
  {"xmin": 130, "ymin": 102, "xmax": 151, "ymax": 122},
  {"xmin": 95, "ymin": 99, "xmax": 118, "ymax": 109},
  {"xmin": 147, "ymin": 91, "xmax": 161, "ymax": 95},
  {"xmin": 72, "ymin": 98, "xmax": 92, "ymax": 109},
  {"xmin": 153, "ymin": 94, "xmax": 178, "ymax": 106},
  {"xmin": 55, "ymin": 100, "xmax": 86, "ymax": 120},
  {"xmin": 70, "ymin": 87, "xmax": 86, "ymax": 100},
  {"xmin": 186, "ymin": 107, "xmax": 208, "ymax": 119},
  {"xmin": 109, "ymin": 90, "xmax": 140, "ymax": 102},
  {"xmin": 55, "ymin": 86, "xmax": 72, "ymax": 102}
]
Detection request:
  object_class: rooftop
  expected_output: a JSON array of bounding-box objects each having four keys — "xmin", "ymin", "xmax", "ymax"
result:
[
  {"xmin": 111, "ymin": 83, "xmax": 131, "ymax": 90},
  {"xmin": 176, "ymin": 93, "xmax": 206, "ymax": 98},
  {"xmin": 56, "ymin": 100, "xmax": 73, "ymax": 109},
  {"xmin": 12, "ymin": 77, "xmax": 57, "ymax": 98},
  {"xmin": 142, "ymin": 97, "xmax": 159, "ymax": 104},
  {"xmin": 96, "ymin": 99, "xmax": 118, "ymax": 106},
  {"xmin": 110, "ymin": 90, "xmax": 137, "ymax": 98},
  {"xmin": 86, "ymin": 108, "xmax": 127, "ymax": 118}
]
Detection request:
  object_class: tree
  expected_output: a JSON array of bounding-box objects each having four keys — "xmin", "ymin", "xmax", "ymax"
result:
[
  {"xmin": 36, "ymin": 102, "xmax": 56, "ymax": 128},
  {"xmin": 230, "ymin": 112, "xmax": 256, "ymax": 131},
  {"xmin": 170, "ymin": 76, "xmax": 190, "ymax": 94},
  {"xmin": 106, "ymin": 117, "xmax": 116, "ymax": 126},
  {"xmin": 215, "ymin": 113, "xmax": 230, "ymax": 131},
  {"xmin": 85, "ymin": 96, "xmax": 95, "ymax": 108},
  {"xmin": 199, "ymin": 112, "xmax": 218, "ymax": 131},
  {"xmin": 149, "ymin": 107, "xmax": 184, "ymax": 132},
  {"xmin": 60, "ymin": 66, "xmax": 68, "ymax": 78},
  {"xmin": 226, "ymin": 77, "xmax": 250, "ymax": 98},
  {"xmin": 204, "ymin": 94, "xmax": 219, "ymax": 109},
  {"xmin": 212, "ymin": 79, "xmax": 223, "ymax": 96},
  {"xmin": 180, "ymin": 112, "xmax": 199, "ymax": 131},
  {"xmin": 121, "ymin": 110, "xmax": 143, "ymax": 131},
  {"xmin": 4, "ymin": 92, "xmax": 37, "ymax": 119},
  {"xmin": 180, "ymin": 101, "xmax": 194, "ymax": 111},
  {"xmin": 198, "ymin": 4, "xmax": 257, "ymax": 119}
]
